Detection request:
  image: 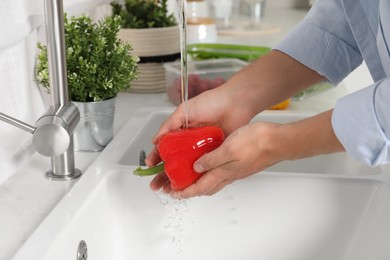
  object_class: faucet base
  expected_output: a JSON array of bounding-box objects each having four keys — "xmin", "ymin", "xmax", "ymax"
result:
[{"xmin": 45, "ymin": 168, "xmax": 82, "ymax": 181}]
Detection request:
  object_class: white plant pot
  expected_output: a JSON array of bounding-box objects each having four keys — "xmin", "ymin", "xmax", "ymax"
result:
[
  {"xmin": 118, "ymin": 26, "xmax": 180, "ymax": 93},
  {"xmin": 118, "ymin": 25, "xmax": 180, "ymax": 57}
]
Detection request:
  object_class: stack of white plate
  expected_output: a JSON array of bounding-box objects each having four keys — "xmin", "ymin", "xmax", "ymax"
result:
[{"xmin": 118, "ymin": 26, "xmax": 180, "ymax": 93}]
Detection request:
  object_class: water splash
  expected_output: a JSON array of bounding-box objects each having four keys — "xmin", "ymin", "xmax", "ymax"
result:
[{"xmin": 155, "ymin": 190, "xmax": 192, "ymax": 255}]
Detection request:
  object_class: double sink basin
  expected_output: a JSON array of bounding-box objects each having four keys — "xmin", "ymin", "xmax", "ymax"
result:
[{"xmin": 12, "ymin": 108, "xmax": 390, "ymax": 260}]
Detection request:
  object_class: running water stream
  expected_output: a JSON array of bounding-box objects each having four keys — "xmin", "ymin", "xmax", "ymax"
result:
[{"xmin": 176, "ymin": 0, "xmax": 189, "ymax": 129}]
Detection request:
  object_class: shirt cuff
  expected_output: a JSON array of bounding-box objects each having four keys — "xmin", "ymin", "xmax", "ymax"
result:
[
  {"xmin": 274, "ymin": 23, "xmax": 362, "ymax": 86},
  {"xmin": 332, "ymin": 82, "xmax": 390, "ymax": 166}
]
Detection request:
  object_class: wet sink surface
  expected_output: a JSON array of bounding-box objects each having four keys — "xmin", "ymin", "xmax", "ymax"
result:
[{"xmin": 12, "ymin": 108, "xmax": 390, "ymax": 260}]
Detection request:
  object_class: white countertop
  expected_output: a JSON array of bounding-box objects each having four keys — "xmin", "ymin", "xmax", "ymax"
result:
[{"xmin": 0, "ymin": 7, "xmax": 354, "ymax": 260}]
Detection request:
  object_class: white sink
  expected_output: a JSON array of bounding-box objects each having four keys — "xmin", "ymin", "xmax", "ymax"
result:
[{"xmin": 12, "ymin": 108, "xmax": 390, "ymax": 260}]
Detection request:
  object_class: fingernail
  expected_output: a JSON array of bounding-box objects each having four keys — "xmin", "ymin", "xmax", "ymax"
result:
[{"xmin": 194, "ymin": 163, "xmax": 204, "ymax": 173}]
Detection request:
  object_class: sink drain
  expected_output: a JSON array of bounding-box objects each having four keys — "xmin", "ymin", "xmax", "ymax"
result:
[
  {"xmin": 139, "ymin": 150, "xmax": 146, "ymax": 166},
  {"xmin": 77, "ymin": 240, "xmax": 88, "ymax": 260}
]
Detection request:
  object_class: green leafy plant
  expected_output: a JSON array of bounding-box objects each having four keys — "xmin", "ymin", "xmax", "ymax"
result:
[
  {"xmin": 111, "ymin": 0, "xmax": 177, "ymax": 29},
  {"xmin": 36, "ymin": 14, "xmax": 139, "ymax": 102}
]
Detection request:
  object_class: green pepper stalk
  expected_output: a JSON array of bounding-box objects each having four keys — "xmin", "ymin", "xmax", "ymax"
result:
[{"xmin": 133, "ymin": 163, "xmax": 165, "ymax": 176}]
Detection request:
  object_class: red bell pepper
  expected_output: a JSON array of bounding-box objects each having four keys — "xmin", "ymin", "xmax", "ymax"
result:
[{"xmin": 133, "ymin": 126, "xmax": 224, "ymax": 191}]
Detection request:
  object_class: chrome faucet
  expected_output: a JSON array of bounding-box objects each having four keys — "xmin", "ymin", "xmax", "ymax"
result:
[{"xmin": 0, "ymin": 0, "xmax": 81, "ymax": 180}]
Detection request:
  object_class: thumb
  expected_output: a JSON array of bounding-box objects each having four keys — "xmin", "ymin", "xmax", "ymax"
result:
[{"xmin": 193, "ymin": 147, "xmax": 229, "ymax": 173}]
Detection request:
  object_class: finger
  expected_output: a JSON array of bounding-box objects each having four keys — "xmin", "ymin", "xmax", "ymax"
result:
[
  {"xmin": 193, "ymin": 142, "xmax": 234, "ymax": 173},
  {"xmin": 145, "ymin": 146, "xmax": 161, "ymax": 167},
  {"xmin": 162, "ymin": 180, "xmax": 173, "ymax": 194},
  {"xmin": 150, "ymin": 173, "xmax": 170, "ymax": 191},
  {"xmin": 204, "ymin": 179, "xmax": 234, "ymax": 196},
  {"xmin": 152, "ymin": 107, "xmax": 187, "ymax": 145},
  {"xmin": 172, "ymin": 169, "xmax": 226, "ymax": 199}
]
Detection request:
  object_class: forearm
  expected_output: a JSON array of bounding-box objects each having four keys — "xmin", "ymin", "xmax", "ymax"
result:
[
  {"xmin": 274, "ymin": 109, "xmax": 345, "ymax": 162},
  {"xmin": 223, "ymin": 50, "xmax": 326, "ymax": 117}
]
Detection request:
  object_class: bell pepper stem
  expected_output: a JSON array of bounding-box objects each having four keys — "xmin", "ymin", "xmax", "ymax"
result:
[{"xmin": 133, "ymin": 163, "xmax": 165, "ymax": 176}]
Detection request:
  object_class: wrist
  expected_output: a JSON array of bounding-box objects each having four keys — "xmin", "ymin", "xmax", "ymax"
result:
[
  {"xmin": 252, "ymin": 122, "xmax": 294, "ymax": 167},
  {"xmin": 280, "ymin": 110, "xmax": 345, "ymax": 160},
  {"xmin": 252, "ymin": 110, "xmax": 345, "ymax": 167}
]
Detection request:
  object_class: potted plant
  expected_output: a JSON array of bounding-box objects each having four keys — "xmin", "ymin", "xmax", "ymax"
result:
[
  {"xmin": 111, "ymin": 0, "xmax": 180, "ymax": 92},
  {"xmin": 36, "ymin": 14, "xmax": 139, "ymax": 151}
]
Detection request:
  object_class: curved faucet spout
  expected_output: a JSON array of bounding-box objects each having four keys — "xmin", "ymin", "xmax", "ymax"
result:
[{"xmin": 41, "ymin": 0, "xmax": 82, "ymax": 180}]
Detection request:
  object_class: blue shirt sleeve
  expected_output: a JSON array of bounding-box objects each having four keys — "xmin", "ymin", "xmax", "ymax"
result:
[
  {"xmin": 274, "ymin": 0, "xmax": 390, "ymax": 166},
  {"xmin": 274, "ymin": 0, "xmax": 363, "ymax": 85},
  {"xmin": 332, "ymin": 80, "xmax": 390, "ymax": 166}
]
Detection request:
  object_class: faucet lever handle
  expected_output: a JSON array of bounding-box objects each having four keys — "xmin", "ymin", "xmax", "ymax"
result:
[
  {"xmin": 0, "ymin": 111, "xmax": 69, "ymax": 157},
  {"xmin": 0, "ymin": 112, "xmax": 35, "ymax": 134},
  {"xmin": 0, "ymin": 103, "xmax": 80, "ymax": 158}
]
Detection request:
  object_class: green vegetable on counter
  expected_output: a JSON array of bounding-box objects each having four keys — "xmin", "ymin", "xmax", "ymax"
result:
[{"xmin": 187, "ymin": 43, "xmax": 271, "ymax": 62}]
